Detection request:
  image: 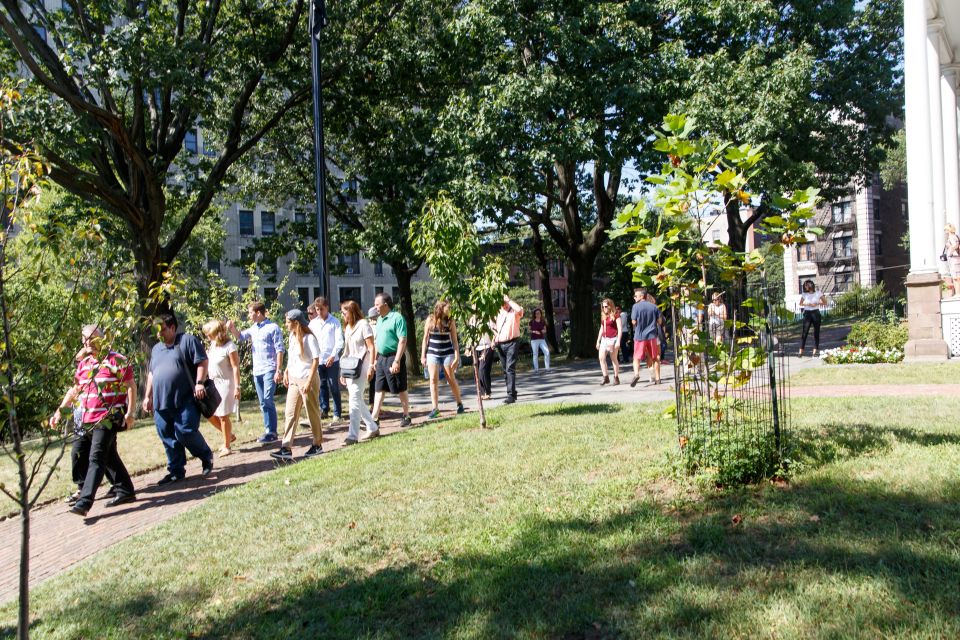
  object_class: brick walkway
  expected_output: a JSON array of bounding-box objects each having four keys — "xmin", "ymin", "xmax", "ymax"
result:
[{"xmin": 2, "ymin": 374, "xmax": 956, "ymax": 605}]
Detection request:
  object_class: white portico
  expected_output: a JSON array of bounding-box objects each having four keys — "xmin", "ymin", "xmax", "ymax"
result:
[{"xmin": 903, "ymin": 0, "xmax": 960, "ymax": 360}]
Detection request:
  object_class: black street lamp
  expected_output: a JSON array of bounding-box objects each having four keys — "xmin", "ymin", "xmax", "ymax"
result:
[{"xmin": 310, "ymin": 0, "xmax": 330, "ymax": 299}]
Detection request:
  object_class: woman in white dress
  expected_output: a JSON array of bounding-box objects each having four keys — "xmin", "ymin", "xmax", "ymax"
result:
[
  {"xmin": 338, "ymin": 299, "xmax": 379, "ymax": 444},
  {"xmin": 202, "ymin": 320, "xmax": 241, "ymax": 456}
]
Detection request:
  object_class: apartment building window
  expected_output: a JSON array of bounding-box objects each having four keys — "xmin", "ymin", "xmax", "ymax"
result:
[
  {"xmin": 549, "ymin": 259, "xmax": 565, "ymax": 277},
  {"xmin": 836, "ymin": 273, "xmax": 854, "ymax": 291},
  {"xmin": 339, "ymin": 286, "xmax": 361, "ymax": 307},
  {"xmin": 338, "ymin": 253, "xmax": 360, "ymax": 275},
  {"xmin": 873, "ymin": 197, "xmax": 881, "ymax": 222},
  {"xmin": 239, "ymin": 246, "xmax": 256, "ymax": 268},
  {"xmin": 184, "ymin": 129, "xmax": 198, "ymax": 154},
  {"xmin": 297, "ymin": 287, "xmax": 311, "ymax": 310},
  {"xmin": 207, "ymin": 255, "xmax": 220, "ymax": 275},
  {"xmin": 374, "ymin": 260, "xmax": 384, "ymax": 277},
  {"xmin": 263, "ymin": 287, "xmax": 278, "ymax": 305},
  {"xmin": 552, "ymin": 288, "xmax": 567, "ymax": 309},
  {"xmin": 875, "ymin": 234, "xmax": 883, "ymax": 256},
  {"xmin": 833, "ymin": 236, "xmax": 853, "ymax": 258},
  {"xmin": 342, "ymin": 178, "xmax": 359, "ymax": 203},
  {"xmin": 796, "ymin": 243, "xmax": 814, "ymax": 261},
  {"xmin": 831, "ymin": 201, "xmax": 853, "ymax": 223},
  {"xmin": 239, "ymin": 209, "xmax": 255, "ymax": 236},
  {"xmin": 261, "ymin": 210, "xmax": 276, "ymax": 236},
  {"xmin": 294, "ymin": 209, "xmax": 306, "ymax": 223}
]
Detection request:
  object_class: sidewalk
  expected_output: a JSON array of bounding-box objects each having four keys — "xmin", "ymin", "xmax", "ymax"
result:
[{"xmin": 0, "ymin": 356, "xmax": 951, "ymax": 604}]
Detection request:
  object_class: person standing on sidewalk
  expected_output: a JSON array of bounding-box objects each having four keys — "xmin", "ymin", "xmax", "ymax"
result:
[
  {"xmin": 371, "ymin": 293, "xmax": 412, "ymax": 427},
  {"xmin": 596, "ymin": 298, "xmax": 622, "ymax": 385},
  {"xmin": 51, "ymin": 325, "xmax": 137, "ymax": 517},
  {"xmin": 420, "ymin": 299, "xmax": 465, "ymax": 419},
  {"xmin": 143, "ymin": 314, "xmax": 215, "ymax": 485},
  {"xmin": 202, "ymin": 320, "xmax": 240, "ymax": 456},
  {"xmin": 271, "ymin": 310, "xmax": 325, "ymax": 461},
  {"xmin": 227, "ymin": 301, "xmax": 284, "ymax": 443},
  {"xmin": 617, "ymin": 305, "xmax": 632, "ymax": 363},
  {"xmin": 492, "ymin": 294, "xmax": 524, "ymax": 404},
  {"xmin": 529, "ymin": 308, "xmax": 550, "ymax": 372},
  {"xmin": 630, "ymin": 288, "xmax": 662, "ymax": 386},
  {"xmin": 309, "ymin": 296, "xmax": 344, "ymax": 422},
  {"xmin": 339, "ymin": 300, "xmax": 379, "ymax": 443}
]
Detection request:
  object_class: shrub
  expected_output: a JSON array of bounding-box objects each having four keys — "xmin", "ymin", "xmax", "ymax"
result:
[{"xmin": 846, "ymin": 318, "xmax": 908, "ymax": 352}]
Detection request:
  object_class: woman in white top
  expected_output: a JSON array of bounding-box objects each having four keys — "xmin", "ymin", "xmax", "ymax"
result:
[
  {"xmin": 944, "ymin": 223, "xmax": 960, "ymax": 298},
  {"xmin": 798, "ymin": 280, "xmax": 827, "ymax": 357},
  {"xmin": 707, "ymin": 292, "xmax": 727, "ymax": 345},
  {"xmin": 338, "ymin": 300, "xmax": 379, "ymax": 444},
  {"xmin": 202, "ymin": 320, "xmax": 240, "ymax": 456},
  {"xmin": 275, "ymin": 309, "xmax": 324, "ymax": 460}
]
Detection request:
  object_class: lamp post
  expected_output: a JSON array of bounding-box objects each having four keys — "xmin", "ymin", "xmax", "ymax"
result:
[{"xmin": 310, "ymin": 0, "xmax": 330, "ymax": 299}]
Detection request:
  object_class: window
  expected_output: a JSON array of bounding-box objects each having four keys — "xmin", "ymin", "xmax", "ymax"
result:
[
  {"xmin": 873, "ymin": 198, "xmax": 881, "ymax": 222},
  {"xmin": 711, "ymin": 230, "xmax": 721, "ymax": 242},
  {"xmin": 295, "ymin": 209, "xmax": 307, "ymax": 224},
  {"xmin": 374, "ymin": 286, "xmax": 384, "ymax": 297},
  {"xmin": 297, "ymin": 287, "xmax": 311, "ymax": 310},
  {"xmin": 33, "ymin": 25, "xmax": 46, "ymax": 41},
  {"xmin": 263, "ymin": 287, "xmax": 278, "ymax": 305},
  {"xmin": 552, "ymin": 288, "xmax": 567, "ymax": 309},
  {"xmin": 836, "ymin": 273, "xmax": 854, "ymax": 291},
  {"xmin": 901, "ymin": 200, "xmax": 908, "ymax": 217},
  {"xmin": 549, "ymin": 259, "xmax": 565, "ymax": 277},
  {"xmin": 339, "ymin": 286, "xmax": 361, "ymax": 307},
  {"xmin": 831, "ymin": 201, "xmax": 853, "ymax": 223},
  {"xmin": 239, "ymin": 246, "xmax": 256, "ymax": 268},
  {"xmin": 207, "ymin": 255, "xmax": 220, "ymax": 275},
  {"xmin": 796, "ymin": 243, "xmax": 814, "ymax": 261},
  {"xmin": 338, "ymin": 253, "xmax": 360, "ymax": 275},
  {"xmin": 374, "ymin": 261, "xmax": 384, "ymax": 277},
  {"xmin": 875, "ymin": 234, "xmax": 883, "ymax": 256},
  {"xmin": 184, "ymin": 129, "xmax": 198, "ymax": 154},
  {"xmin": 239, "ymin": 209, "xmax": 255, "ymax": 236},
  {"xmin": 261, "ymin": 210, "xmax": 275, "ymax": 236},
  {"xmin": 342, "ymin": 178, "xmax": 359, "ymax": 203},
  {"xmin": 833, "ymin": 236, "xmax": 853, "ymax": 258}
]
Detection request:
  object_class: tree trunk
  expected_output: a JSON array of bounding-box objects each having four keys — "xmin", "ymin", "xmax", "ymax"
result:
[
  {"xmin": 529, "ymin": 224, "xmax": 560, "ymax": 353},
  {"xmin": 725, "ymin": 194, "xmax": 748, "ymax": 253},
  {"xmin": 566, "ymin": 258, "xmax": 599, "ymax": 359},
  {"xmin": 18, "ymin": 463, "xmax": 29, "ymax": 640},
  {"xmin": 393, "ymin": 267, "xmax": 421, "ymax": 377}
]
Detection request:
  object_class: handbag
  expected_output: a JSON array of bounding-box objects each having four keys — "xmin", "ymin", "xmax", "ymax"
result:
[
  {"xmin": 176, "ymin": 337, "xmax": 222, "ymax": 419},
  {"xmin": 340, "ymin": 356, "xmax": 363, "ymax": 379}
]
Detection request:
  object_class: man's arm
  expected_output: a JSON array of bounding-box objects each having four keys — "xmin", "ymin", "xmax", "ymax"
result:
[
  {"xmin": 273, "ymin": 326, "xmax": 285, "ymax": 381},
  {"xmin": 50, "ymin": 385, "xmax": 79, "ymax": 431},
  {"xmin": 226, "ymin": 320, "xmax": 244, "ymax": 342},
  {"xmin": 391, "ymin": 336, "xmax": 407, "ymax": 373},
  {"xmin": 194, "ymin": 360, "xmax": 210, "ymax": 399},
  {"xmin": 142, "ymin": 371, "xmax": 154, "ymax": 413}
]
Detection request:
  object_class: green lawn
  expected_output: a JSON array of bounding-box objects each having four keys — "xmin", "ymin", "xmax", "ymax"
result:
[
  {"xmin": 790, "ymin": 360, "xmax": 960, "ymax": 386},
  {"xmin": 3, "ymin": 395, "xmax": 960, "ymax": 639},
  {"xmin": 0, "ymin": 399, "xmax": 279, "ymax": 518}
]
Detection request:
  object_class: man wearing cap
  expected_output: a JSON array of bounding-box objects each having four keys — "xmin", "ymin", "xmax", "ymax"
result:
[
  {"xmin": 371, "ymin": 293, "xmax": 412, "ymax": 428},
  {"xmin": 227, "ymin": 301, "xmax": 285, "ymax": 443},
  {"xmin": 308, "ymin": 296, "xmax": 344, "ymax": 422}
]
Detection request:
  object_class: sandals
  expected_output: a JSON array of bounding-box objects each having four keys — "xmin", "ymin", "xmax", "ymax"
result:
[{"xmin": 218, "ymin": 448, "xmax": 233, "ymax": 457}]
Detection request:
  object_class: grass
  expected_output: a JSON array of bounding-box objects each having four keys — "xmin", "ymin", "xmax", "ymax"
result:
[
  {"xmin": 2, "ymin": 392, "xmax": 960, "ymax": 639},
  {"xmin": 790, "ymin": 360, "xmax": 960, "ymax": 386},
  {"xmin": 0, "ymin": 399, "xmax": 279, "ymax": 518}
]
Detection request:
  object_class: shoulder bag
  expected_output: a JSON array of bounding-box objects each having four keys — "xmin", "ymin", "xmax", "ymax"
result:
[
  {"xmin": 177, "ymin": 336, "xmax": 222, "ymax": 418},
  {"xmin": 340, "ymin": 324, "xmax": 365, "ymax": 379}
]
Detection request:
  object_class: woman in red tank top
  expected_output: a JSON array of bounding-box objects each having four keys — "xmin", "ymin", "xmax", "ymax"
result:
[{"xmin": 595, "ymin": 297, "xmax": 622, "ymax": 385}]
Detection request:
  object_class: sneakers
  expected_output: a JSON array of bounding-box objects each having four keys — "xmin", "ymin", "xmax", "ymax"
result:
[
  {"xmin": 503, "ymin": 396, "xmax": 516, "ymax": 404},
  {"xmin": 332, "ymin": 414, "xmax": 342, "ymax": 423},
  {"xmin": 270, "ymin": 448, "xmax": 294, "ymax": 461},
  {"xmin": 343, "ymin": 437, "xmax": 359, "ymax": 446},
  {"xmin": 201, "ymin": 459, "xmax": 214, "ymax": 477},
  {"xmin": 427, "ymin": 408, "xmax": 441, "ymax": 420},
  {"xmin": 363, "ymin": 429, "xmax": 381, "ymax": 442},
  {"xmin": 257, "ymin": 432, "xmax": 278, "ymax": 444},
  {"xmin": 400, "ymin": 415, "xmax": 412, "ymax": 428},
  {"xmin": 456, "ymin": 404, "xmax": 465, "ymax": 414},
  {"xmin": 156, "ymin": 473, "xmax": 184, "ymax": 487},
  {"xmin": 303, "ymin": 445, "xmax": 324, "ymax": 459}
]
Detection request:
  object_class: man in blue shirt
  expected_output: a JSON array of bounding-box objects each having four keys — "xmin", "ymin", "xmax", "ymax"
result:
[
  {"xmin": 143, "ymin": 314, "xmax": 215, "ymax": 485},
  {"xmin": 228, "ymin": 301, "xmax": 285, "ymax": 443},
  {"xmin": 630, "ymin": 288, "xmax": 662, "ymax": 386}
]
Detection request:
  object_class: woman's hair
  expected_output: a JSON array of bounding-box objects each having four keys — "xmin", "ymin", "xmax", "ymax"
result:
[
  {"xmin": 340, "ymin": 300, "xmax": 362, "ymax": 328},
  {"xmin": 803, "ymin": 279, "xmax": 815, "ymax": 292},
  {"xmin": 532, "ymin": 308, "xmax": 543, "ymax": 321},
  {"xmin": 431, "ymin": 300, "xmax": 451, "ymax": 328},
  {"xmin": 947, "ymin": 223, "xmax": 957, "ymax": 235},
  {"xmin": 202, "ymin": 319, "xmax": 229, "ymax": 346},
  {"xmin": 601, "ymin": 298, "xmax": 615, "ymax": 318},
  {"xmin": 286, "ymin": 317, "xmax": 313, "ymax": 361}
]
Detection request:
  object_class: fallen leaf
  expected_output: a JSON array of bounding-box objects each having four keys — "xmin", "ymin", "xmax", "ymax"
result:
[
  {"xmin": 348, "ymin": 521, "xmax": 356, "ymax": 529},
  {"xmin": 809, "ymin": 515, "xmax": 820, "ymax": 523},
  {"xmin": 731, "ymin": 514, "xmax": 743, "ymax": 526}
]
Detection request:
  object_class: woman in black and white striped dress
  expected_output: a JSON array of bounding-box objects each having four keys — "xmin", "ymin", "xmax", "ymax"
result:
[{"xmin": 420, "ymin": 300, "xmax": 465, "ymax": 419}]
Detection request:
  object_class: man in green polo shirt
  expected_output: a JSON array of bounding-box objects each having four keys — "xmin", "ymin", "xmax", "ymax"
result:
[{"xmin": 371, "ymin": 293, "xmax": 412, "ymax": 429}]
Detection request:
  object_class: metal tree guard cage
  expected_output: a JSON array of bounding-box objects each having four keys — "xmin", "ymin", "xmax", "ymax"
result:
[{"xmin": 670, "ymin": 272, "xmax": 791, "ymax": 483}]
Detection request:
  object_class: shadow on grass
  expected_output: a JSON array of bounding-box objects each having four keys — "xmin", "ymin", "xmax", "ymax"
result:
[
  {"xmin": 529, "ymin": 403, "xmax": 623, "ymax": 418},
  {"xmin": 792, "ymin": 423, "xmax": 960, "ymax": 469}
]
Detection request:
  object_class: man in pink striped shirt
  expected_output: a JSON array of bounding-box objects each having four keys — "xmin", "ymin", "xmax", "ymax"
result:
[{"xmin": 51, "ymin": 325, "xmax": 137, "ymax": 517}]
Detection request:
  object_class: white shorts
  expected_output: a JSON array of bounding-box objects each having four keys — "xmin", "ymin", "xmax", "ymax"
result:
[{"xmin": 599, "ymin": 337, "xmax": 619, "ymax": 351}]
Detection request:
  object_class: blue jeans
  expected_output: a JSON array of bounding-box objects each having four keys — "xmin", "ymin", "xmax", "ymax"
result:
[
  {"xmin": 154, "ymin": 403, "xmax": 213, "ymax": 477},
  {"xmin": 253, "ymin": 372, "xmax": 278, "ymax": 434},
  {"xmin": 318, "ymin": 361, "xmax": 342, "ymax": 416}
]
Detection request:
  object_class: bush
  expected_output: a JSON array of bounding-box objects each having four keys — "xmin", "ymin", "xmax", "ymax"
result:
[
  {"xmin": 819, "ymin": 346, "xmax": 903, "ymax": 364},
  {"xmin": 846, "ymin": 318, "xmax": 908, "ymax": 352}
]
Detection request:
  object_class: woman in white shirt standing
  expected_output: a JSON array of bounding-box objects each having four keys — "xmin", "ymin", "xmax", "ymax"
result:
[
  {"xmin": 799, "ymin": 280, "xmax": 827, "ymax": 357},
  {"xmin": 944, "ymin": 223, "xmax": 960, "ymax": 298},
  {"xmin": 338, "ymin": 300, "xmax": 379, "ymax": 444},
  {"xmin": 202, "ymin": 320, "xmax": 241, "ymax": 456},
  {"xmin": 273, "ymin": 309, "xmax": 324, "ymax": 461}
]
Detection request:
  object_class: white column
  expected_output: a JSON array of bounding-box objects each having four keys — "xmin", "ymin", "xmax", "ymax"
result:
[
  {"xmin": 943, "ymin": 65, "xmax": 960, "ymax": 232},
  {"xmin": 905, "ymin": 2, "xmax": 935, "ymax": 273},
  {"xmin": 927, "ymin": 22, "xmax": 946, "ymax": 267}
]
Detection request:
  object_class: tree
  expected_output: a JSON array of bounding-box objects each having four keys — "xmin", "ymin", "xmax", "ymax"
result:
[{"xmin": 0, "ymin": 0, "xmax": 400, "ymax": 322}]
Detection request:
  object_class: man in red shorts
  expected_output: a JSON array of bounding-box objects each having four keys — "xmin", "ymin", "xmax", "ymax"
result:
[{"xmin": 630, "ymin": 287, "xmax": 662, "ymax": 386}]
